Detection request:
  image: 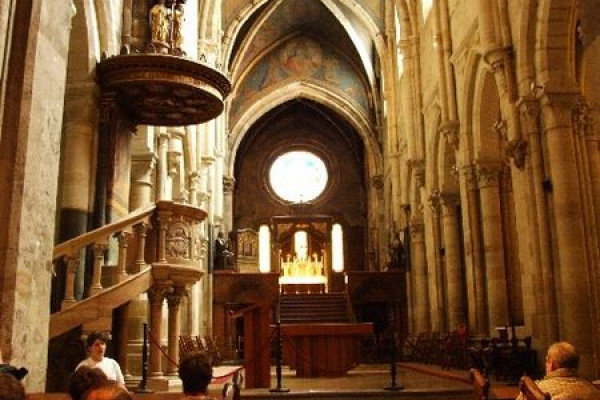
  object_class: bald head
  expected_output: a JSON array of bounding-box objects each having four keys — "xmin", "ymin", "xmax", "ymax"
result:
[{"xmin": 546, "ymin": 341, "xmax": 579, "ymax": 372}]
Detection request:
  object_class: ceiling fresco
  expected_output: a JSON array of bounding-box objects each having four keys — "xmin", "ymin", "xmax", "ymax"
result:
[
  {"xmin": 230, "ymin": 35, "xmax": 370, "ymax": 125},
  {"xmin": 231, "ymin": 0, "xmax": 364, "ymax": 79}
]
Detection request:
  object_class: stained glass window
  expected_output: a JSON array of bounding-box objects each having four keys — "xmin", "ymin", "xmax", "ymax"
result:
[{"xmin": 269, "ymin": 151, "xmax": 328, "ymax": 203}]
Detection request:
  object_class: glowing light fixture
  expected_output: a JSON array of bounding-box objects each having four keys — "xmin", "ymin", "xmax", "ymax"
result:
[
  {"xmin": 331, "ymin": 223, "xmax": 344, "ymax": 272},
  {"xmin": 259, "ymin": 225, "xmax": 271, "ymax": 273}
]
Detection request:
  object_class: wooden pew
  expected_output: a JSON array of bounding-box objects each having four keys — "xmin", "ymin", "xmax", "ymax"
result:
[
  {"xmin": 519, "ymin": 376, "xmax": 551, "ymax": 400},
  {"xmin": 470, "ymin": 368, "xmax": 490, "ymax": 400}
]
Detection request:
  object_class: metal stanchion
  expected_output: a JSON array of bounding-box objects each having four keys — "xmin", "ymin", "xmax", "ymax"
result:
[
  {"xmin": 134, "ymin": 323, "xmax": 153, "ymax": 393},
  {"xmin": 270, "ymin": 300, "xmax": 289, "ymax": 393},
  {"xmin": 385, "ymin": 306, "xmax": 403, "ymax": 391}
]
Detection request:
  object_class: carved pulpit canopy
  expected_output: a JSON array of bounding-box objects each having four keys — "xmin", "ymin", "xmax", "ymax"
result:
[{"xmin": 96, "ymin": 54, "xmax": 231, "ymax": 126}]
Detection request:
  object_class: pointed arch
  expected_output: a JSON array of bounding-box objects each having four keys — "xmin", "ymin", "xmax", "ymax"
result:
[
  {"xmin": 535, "ymin": 0, "xmax": 578, "ymax": 89},
  {"xmin": 227, "ymin": 81, "xmax": 382, "ymax": 179}
]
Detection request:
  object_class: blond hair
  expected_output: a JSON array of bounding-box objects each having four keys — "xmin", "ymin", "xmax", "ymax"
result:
[{"xmin": 547, "ymin": 341, "xmax": 579, "ymax": 370}]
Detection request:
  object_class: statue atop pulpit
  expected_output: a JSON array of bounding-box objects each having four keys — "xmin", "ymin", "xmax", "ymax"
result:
[{"xmin": 148, "ymin": 0, "xmax": 187, "ymax": 55}]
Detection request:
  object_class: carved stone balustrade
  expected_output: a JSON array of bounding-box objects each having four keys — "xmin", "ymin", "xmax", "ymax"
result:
[{"xmin": 147, "ymin": 200, "xmax": 206, "ymax": 287}]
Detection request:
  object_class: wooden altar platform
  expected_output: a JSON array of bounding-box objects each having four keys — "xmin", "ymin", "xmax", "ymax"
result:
[{"xmin": 278, "ymin": 322, "xmax": 374, "ymax": 377}]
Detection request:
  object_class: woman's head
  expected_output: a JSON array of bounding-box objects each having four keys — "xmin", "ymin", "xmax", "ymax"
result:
[
  {"xmin": 178, "ymin": 352, "xmax": 213, "ymax": 395},
  {"xmin": 69, "ymin": 367, "xmax": 109, "ymax": 400},
  {"xmin": 86, "ymin": 332, "xmax": 111, "ymax": 361}
]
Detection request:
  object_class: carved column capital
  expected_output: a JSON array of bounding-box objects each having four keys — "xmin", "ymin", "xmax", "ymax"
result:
[
  {"xmin": 461, "ymin": 164, "xmax": 477, "ymax": 191},
  {"xmin": 483, "ymin": 47, "xmax": 512, "ymax": 93},
  {"xmin": 223, "ymin": 176, "xmax": 236, "ymax": 193},
  {"xmin": 506, "ymin": 140, "xmax": 528, "ymax": 169},
  {"xmin": 517, "ymin": 96, "xmax": 541, "ymax": 132},
  {"xmin": 539, "ymin": 90, "xmax": 581, "ymax": 130},
  {"xmin": 410, "ymin": 221, "xmax": 425, "ymax": 236},
  {"xmin": 572, "ymin": 98, "xmax": 594, "ymax": 138},
  {"xmin": 409, "ymin": 159, "xmax": 425, "ymax": 187},
  {"xmin": 428, "ymin": 190, "xmax": 441, "ymax": 215},
  {"xmin": 148, "ymin": 284, "xmax": 173, "ymax": 307},
  {"xmin": 117, "ymin": 231, "xmax": 131, "ymax": 247},
  {"xmin": 439, "ymin": 120, "xmax": 460, "ymax": 150},
  {"xmin": 166, "ymin": 286, "xmax": 187, "ymax": 308},
  {"xmin": 476, "ymin": 162, "xmax": 503, "ymax": 188},
  {"xmin": 440, "ymin": 192, "xmax": 460, "ymax": 207}
]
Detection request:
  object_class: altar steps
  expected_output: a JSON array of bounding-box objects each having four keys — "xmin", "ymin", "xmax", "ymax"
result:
[{"xmin": 279, "ymin": 293, "xmax": 354, "ymax": 323}]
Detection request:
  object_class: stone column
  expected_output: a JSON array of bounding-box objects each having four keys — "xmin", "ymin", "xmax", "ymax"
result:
[
  {"xmin": 427, "ymin": 191, "xmax": 446, "ymax": 332},
  {"xmin": 223, "ymin": 177, "xmax": 235, "ymax": 233},
  {"xmin": 214, "ymin": 156, "xmax": 224, "ymax": 221},
  {"xmin": 148, "ymin": 284, "xmax": 171, "ymax": 377},
  {"xmin": 517, "ymin": 97, "xmax": 558, "ymax": 347},
  {"xmin": 166, "ymin": 286, "xmax": 186, "ymax": 375},
  {"xmin": 410, "ymin": 221, "xmax": 430, "ymax": 333},
  {"xmin": 117, "ymin": 302, "xmax": 130, "ymax": 377},
  {"xmin": 130, "ymin": 154, "xmax": 157, "ymax": 210},
  {"xmin": 156, "ymin": 128, "xmax": 171, "ymax": 201},
  {"xmin": 477, "ymin": 163, "xmax": 509, "ymax": 331},
  {"xmin": 440, "ymin": 193, "xmax": 466, "ymax": 330},
  {"xmin": 188, "ymin": 172, "xmax": 201, "ymax": 207},
  {"xmin": 541, "ymin": 92, "xmax": 594, "ymax": 376},
  {"xmin": 463, "ymin": 165, "xmax": 487, "ymax": 334}
]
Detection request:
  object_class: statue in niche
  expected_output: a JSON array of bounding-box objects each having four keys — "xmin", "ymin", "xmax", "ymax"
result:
[
  {"xmin": 214, "ymin": 232, "xmax": 234, "ymax": 270},
  {"xmin": 149, "ymin": 0, "xmax": 169, "ymax": 44},
  {"xmin": 387, "ymin": 231, "xmax": 405, "ymax": 270}
]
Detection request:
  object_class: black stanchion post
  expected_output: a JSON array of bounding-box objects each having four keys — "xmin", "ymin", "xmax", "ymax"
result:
[
  {"xmin": 135, "ymin": 322, "xmax": 153, "ymax": 393},
  {"xmin": 270, "ymin": 299, "xmax": 289, "ymax": 393},
  {"xmin": 385, "ymin": 305, "xmax": 403, "ymax": 391}
]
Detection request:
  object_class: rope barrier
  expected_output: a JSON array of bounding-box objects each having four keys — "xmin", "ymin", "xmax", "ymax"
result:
[
  {"xmin": 146, "ymin": 328, "xmax": 244, "ymax": 383},
  {"xmin": 147, "ymin": 328, "xmax": 179, "ymax": 367}
]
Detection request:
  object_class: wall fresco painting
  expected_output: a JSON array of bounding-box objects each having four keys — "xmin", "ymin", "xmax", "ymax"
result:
[{"xmin": 231, "ymin": 36, "xmax": 370, "ymax": 121}]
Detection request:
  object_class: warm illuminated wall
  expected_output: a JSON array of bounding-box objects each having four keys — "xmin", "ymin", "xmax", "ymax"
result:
[{"xmin": 233, "ymin": 100, "xmax": 367, "ymax": 271}]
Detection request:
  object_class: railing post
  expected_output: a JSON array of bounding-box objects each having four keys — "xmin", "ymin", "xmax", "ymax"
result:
[
  {"xmin": 61, "ymin": 254, "xmax": 79, "ymax": 309},
  {"xmin": 166, "ymin": 286, "xmax": 186, "ymax": 375},
  {"xmin": 116, "ymin": 231, "xmax": 131, "ymax": 282},
  {"xmin": 133, "ymin": 222, "xmax": 150, "ymax": 273},
  {"xmin": 385, "ymin": 305, "xmax": 403, "ymax": 391},
  {"xmin": 270, "ymin": 299, "xmax": 289, "ymax": 393},
  {"xmin": 90, "ymin": 242, "xmax": 108, "ymax": 295},
  {"xmin": 135, "ymin": 322, "xmax": 153, "ymax": 393},
  {"xmin": 148, "ymin": 283, "xmax": 172, "ymax": 377}
]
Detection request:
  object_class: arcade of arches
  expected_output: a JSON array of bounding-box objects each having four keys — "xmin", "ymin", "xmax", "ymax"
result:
[{"xmin": 2, "ymin": 0, "xmax": 600, "ymax": 392}]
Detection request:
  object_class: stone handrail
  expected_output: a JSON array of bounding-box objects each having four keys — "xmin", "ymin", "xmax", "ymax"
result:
[
  {"xmin": 53, "ymin": 204, "xmax": 156, "ymax": 261},
  {"xmin": 53, "ymin": 204, "xmax": 157, "ymax": 311}
]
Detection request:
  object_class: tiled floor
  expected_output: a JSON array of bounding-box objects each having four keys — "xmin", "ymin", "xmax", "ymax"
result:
[{"xmin": 260, "ymin": 363, "xmax": 471, "ymax": 391}]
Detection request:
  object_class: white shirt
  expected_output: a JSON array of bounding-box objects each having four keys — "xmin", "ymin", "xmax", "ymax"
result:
[{"xmin": 76, "ymin": 356, "xmax": 125, "ymax": 384}]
